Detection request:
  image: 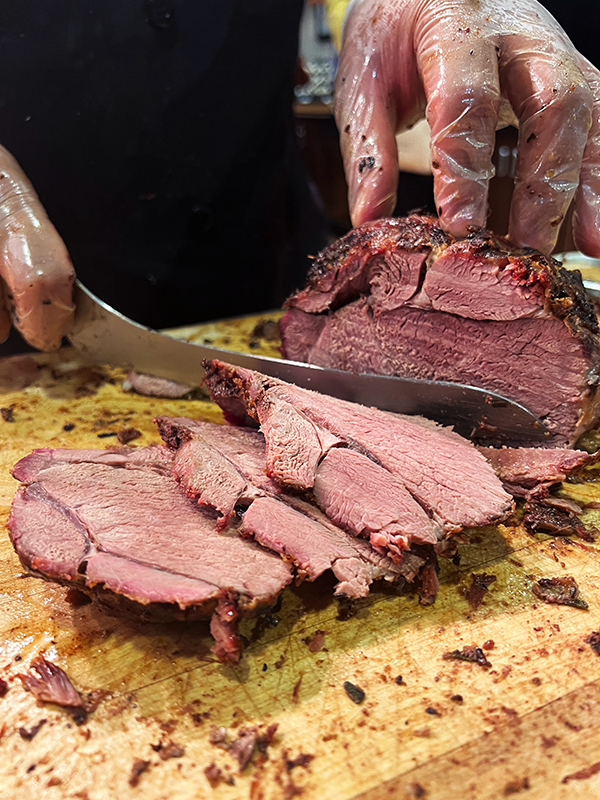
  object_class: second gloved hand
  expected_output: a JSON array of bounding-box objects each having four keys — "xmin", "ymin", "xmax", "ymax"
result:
[
  {"xmin": 335, "ymin": 0, "xmax": 600, "ymax": 256},
  {"xmin": 0, "ymin": 145, "xmax": 75, "ymax": 351}
]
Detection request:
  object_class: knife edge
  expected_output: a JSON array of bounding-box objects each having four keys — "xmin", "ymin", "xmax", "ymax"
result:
[{"xmin": 68, "ymin": 280, "xmax": 550, "ymax": 442}]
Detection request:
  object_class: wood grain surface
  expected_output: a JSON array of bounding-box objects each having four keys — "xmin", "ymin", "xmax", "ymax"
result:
[{"xmin": 1, "ymin": 313, "xmax": 600, "ymax": 800}]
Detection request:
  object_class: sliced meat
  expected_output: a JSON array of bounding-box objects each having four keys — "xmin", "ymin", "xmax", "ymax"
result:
[
  {"xmin": 241, "ymin": 496, "xmax": 422, "ymax": 598},
  {"xmin": 9, "ymin": 447, "xmax": 292, "ymax": 662},
  {"xmin": 281, "ymin": 215, "xmax": 600, "ymax": 446},
  {"xmin": 156, "ymin": 416, "xmax": 419, "ymax": 594},
  {"xmin": 156, "ymin": 417, "xmax": 280, "ymax": 528},
  {"xmin": 314, "ymin": 447, "xmax": 440, "ymax": 559},
  {"xmin": 480, "ymin": 446, "xmax": 599, "ymax": 499},
  {"xmin": 203, "ymin": 361, "xmax": 514, "ymax": 535}
]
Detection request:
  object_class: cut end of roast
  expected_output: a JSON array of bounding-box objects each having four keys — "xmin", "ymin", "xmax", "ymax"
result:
[{"xmin": 281, "ymin": 215, "xmax": 600, "ymax": 447}]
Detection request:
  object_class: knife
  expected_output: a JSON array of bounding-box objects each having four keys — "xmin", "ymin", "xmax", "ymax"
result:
[{"xmin": 68, "ymin": 281, "xmax": 550, "ymax": 442}]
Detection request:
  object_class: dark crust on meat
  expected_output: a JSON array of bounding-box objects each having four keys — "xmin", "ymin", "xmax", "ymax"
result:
[
  {"xmin": 201, "ymin": 362, "xmax": 258, "ymax": 427},
  {"xmin": 285, "ymin": 214, "xmax": 449, "ymax": 306},
  {"xmin": 283, "ymin": 217, "xmax": 600, "ymax": 439},
  {"xmin": 460, "ymin": 227, "xmax": 600, "ymax": 343},
  {"xmin": 15, "ymin": 553, "xmax": 279, "ymax": 625},
  {"xmin": 292, "ymin": 216, "xmax": 600, "ymax": 339}
]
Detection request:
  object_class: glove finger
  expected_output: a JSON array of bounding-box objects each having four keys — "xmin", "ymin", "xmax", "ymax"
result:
[
  {"xmin": 334, "ymin": 45, "xmax": 400, "ymax": 227},
  {"xmin": 416, "ymin": 26, "xmax": 500, "ymax": 236},
  {"xmin": 334, "ymin": 0, "xmax": 427, "ymax": 227},
  {"xmin": 0, "ymin": 146, "xmax": 75, "ymax": 351},
  {"xmin": 571, "ymin": 58, "xmax": 600, "ymax": 257},
  {"xmin": 503, "ymin": 45, "xmax": 592, "ymax": 254}
]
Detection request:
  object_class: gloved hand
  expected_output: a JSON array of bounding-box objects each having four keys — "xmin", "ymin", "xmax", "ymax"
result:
[
  {"xmin": 335, "ymin": 0, "xmax": 600, "ymax": 256},
  {"xmin": 0, "ymin": 145, "xmax": 75, "ymax": 350}
]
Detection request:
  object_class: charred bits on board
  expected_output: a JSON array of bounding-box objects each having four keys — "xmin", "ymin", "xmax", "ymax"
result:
[
  {"xmin": 443, "ymin": 645, "xmax": 492, "ymax": 669},
  {"xmin": 462, "ymin": 573, "xmax": 497, "ymax": 610},
  {"xmin": 343, "ymin": 681, "xmax": 366, "ymax": 704},
  {"xmin": 532, "ymin": 576, "xmax": 588, "ymax": 609}
]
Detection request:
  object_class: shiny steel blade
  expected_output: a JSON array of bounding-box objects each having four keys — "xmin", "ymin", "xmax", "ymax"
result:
[{"xmin": 68, "ymin": 281, "xmax": 550, "ymax": 442}]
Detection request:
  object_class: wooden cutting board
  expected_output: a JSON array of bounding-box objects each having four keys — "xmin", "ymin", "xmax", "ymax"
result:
[{"xmin": 2, "ymin": 313, "xmax": 600, "ymax": 800}]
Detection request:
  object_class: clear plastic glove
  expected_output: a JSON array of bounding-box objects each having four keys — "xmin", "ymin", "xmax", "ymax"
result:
[
  {"xmin": 0, "ymin": 145, "xmax": 75, "ymax": 350},
  {"xmin": 335, "ymin": 0, "xmax": 600, "ymax": 256}
]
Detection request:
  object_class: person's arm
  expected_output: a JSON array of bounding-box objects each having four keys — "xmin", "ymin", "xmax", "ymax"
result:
[
  {"xmin": 334, "ymin": 0, "xmax": 600, "ymax": 256},
  {"xmin": 0, "ymin": 145, "xmax": 75, "ymax": 350}
]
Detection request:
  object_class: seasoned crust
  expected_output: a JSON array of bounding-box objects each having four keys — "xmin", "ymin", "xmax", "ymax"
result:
[{"xmin": 286, "ymin": 214, "xmax": 449, "ymax": 304}]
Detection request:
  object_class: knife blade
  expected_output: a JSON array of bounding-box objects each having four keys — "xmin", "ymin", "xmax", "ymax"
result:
[{"xmin": 68, "ymin": 281, "xmax": 550, "ymax": 442}]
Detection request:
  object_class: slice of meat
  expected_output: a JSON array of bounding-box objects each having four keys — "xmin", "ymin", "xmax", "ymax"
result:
[
  {"xmin": 241, "ymin": 496, "xmax": 423, "ymax": 597},
  {"xmin": 156, "ymin": 417, "xmax": 279, "ymax": 528},
  {"xmin": 156, "ymin": 417, "xmax": 419, "ymax": 594},
  {"xmin": 314, "ymin": 447, "xmax": 440, "ymax": 559},
  {"xmin": 281, "ymin": 215, "xmax": 600, "ymax": 446},
  {"xmin": 9, "ymin": 447, "xmax": 292, "ymax": 662},
  {"xmin": 479, "ymin": 446, "xmax": 599, "ymax": 499},
  {"xmin": 203, "ymin": 361, "xmax": 514, "ymax": 535}
]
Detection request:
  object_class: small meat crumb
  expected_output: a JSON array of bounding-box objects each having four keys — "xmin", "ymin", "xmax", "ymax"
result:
[
  {"xmin": 462, "ymin": 573, "xmax": 496, "ymax": 610},
  {"xmin": 128, "ymin": 759, "xmax": 150, "ymax": 787},
  {"xmin": 117, "ymin": 427, "xmax": 142, "ymax": 445},
  {"xmin": 229, "ymin": 727, "xmax": 259, "ymax": 772},
  {"xmin": 303, "ymin": 630, "xmax": 327, "ymax": 653},
  {"xmin": 523, "ymin": 501, "xmax": 597, "ymax": 542},
  {"xmin": 405, "ymin": 782, "xmax": 426, "ymax": 797},
  {"xmin": 533, "ymin": 576, "xmax": 588, "ymax": 608},
  {"xmin": 18, "ymin": 657, "xmax": 82, "ymax": 707},
  {"xmin": 286, "ymin": 752, "xmax": 314, "ymax": 772},
  {"xmin": 343, "ymin": 681, "xmax": 365, "ymax": 704},
  {"xmin": 1, "ymin": 406, "xmax": 15, "ymax": 422},
  {"xmin": 209, "ymin": 723, "xmax": 278, "ymax": 772},
  {"xmin": 425, "ymin": 707, "xmax": 440, "ymax": 716},
  {"xmin": 19, "ymin": 719, "xmax": 47, "ymax": 740},
  {"xmin": 256, "ymin": 723, "xmax": 278, "ymax": 755},
  {"xmin": 413, "ymin": 726, "xmax": 431, "ymax": 738},
  {"xmin": 204, "ymin": 762, "xmax": 235, "ymax": 787},
  {"xmin": 443, "ymin": 645, "xmax": 492, "ymax": 669},
  {"xmin": 395, "ymin": 675, "xmax": 405, "ymax": 685},
  {"xmin": 503, "ymin": 777, "xmax": 530, "ymax": 795},
  {"xmin": 450, "ymin": 694, "xmax": 463, "ymax": 704},
  {"xmin": 204, "ymin": 762, "xmax": 222, "ymax": 787},
  {"xmin": 292, "ymin": 675, "xmax": 303, "ymax": 704},
  {"xmin": 62, "ymin": 422, "xmax": 75, "ymax": 431},
  {"xmin": 0, "ymin": 678, "xmax": 8, "ymax": 698},
  {"xmin": 562, "ymin": 761, "xmax": 600, "ymax": 783},
  {"xmin": 585, "ymin": 631, "xmax": 600, "ymax": 656},
  {"xmin": 151, "ymin": 739, "xmax": 185, "ymax": 760},
  {"xmin": 208, "ymin": 726, "xmax": 227, "ymax": 745}
]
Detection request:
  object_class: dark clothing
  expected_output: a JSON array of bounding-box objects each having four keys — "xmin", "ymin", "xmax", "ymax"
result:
[
  {"xmin": 0, "ymin": 0, "xmax": 320, "ymax": 330},
  {"xmin": 543, "ymin": 0, "xmax": 600, "ymax": 67}
]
